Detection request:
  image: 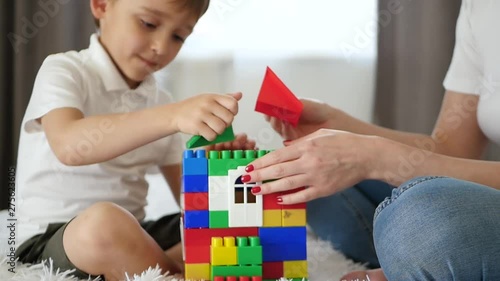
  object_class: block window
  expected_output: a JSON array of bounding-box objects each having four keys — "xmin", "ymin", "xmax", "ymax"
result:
[{"xmin": 234, "ymin": 175, "xmax": 257, "ymax": 204}]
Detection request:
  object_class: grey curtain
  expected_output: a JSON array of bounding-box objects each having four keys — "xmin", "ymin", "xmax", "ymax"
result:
[
  {"xmin": 1, "ymin": 1, "xmax": 94, "ymax": 209},
  {"xmin": 375, "ymin": 0, "xmax": 500, "ymax": 159}
]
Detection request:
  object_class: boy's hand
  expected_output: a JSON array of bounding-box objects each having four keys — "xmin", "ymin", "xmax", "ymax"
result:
[
  {"xmin": 204, "ymin": 133, "xmax": 257, "ymax": 151},
  {"xmin": 173, "ymin": 93, "xmax": 242, "ymax": 141}
]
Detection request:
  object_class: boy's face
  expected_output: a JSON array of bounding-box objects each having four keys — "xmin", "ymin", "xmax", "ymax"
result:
[{"xmin": 91, "ymin": 0, "xmax": 201, "ymax": 88}]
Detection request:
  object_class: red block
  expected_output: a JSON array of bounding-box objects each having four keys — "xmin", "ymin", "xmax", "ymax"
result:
[
  {"xmin": 214, "ymin": 277, "xmax": 225, "ymax": 281},
  {"xmin": 184, "ymin": 192, "xmax": 209, "ymax": 210},
  {"xmin": 263, "ymin": 192, "xmax": 282, "ymax": 210},
  {"xmin": 262, "ymin": 261, "xmax": 284, "ymax": 279},
  {"xmin": 255, "ymin": 67, "xmax": 303, "ymax": 126},
  {"xmin": 251, "ymin": 277, "xmax": 262, "ymax": 281}
]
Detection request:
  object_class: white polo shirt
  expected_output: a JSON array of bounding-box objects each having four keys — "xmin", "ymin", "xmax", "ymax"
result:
[
  {"xmin": 16, "ymin": 34, "xmax": 182, "ymax": 245},
  {"xmin": 443, "ymin": 0, "xmax": 500, "ymax": 146}
]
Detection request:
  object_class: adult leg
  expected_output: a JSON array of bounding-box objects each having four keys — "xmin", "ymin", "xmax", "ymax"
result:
[
  {"xmin": 307, "ymin": 180, "xmax": 393, "ymax": 268},
  {"xmin": 374, "ymin": 177, "xmax": 500, "ymax": 280},
  {"xmin": 62, "ymin": 202, "xmax": 181, "ymax": 281}
]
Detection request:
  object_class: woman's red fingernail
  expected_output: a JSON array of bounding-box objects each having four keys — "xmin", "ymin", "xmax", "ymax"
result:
[
  {"xmin": 277, "ymin": 197, "xmax": 283, "ymax": 203},
  {"xmin": 251, "ymin": 186, "xmax": 261, "ymax": 194},
  {"xmin": 245, "ymin": 165, "xmax": 254, "ymax": 172},
  {"xmin": 241, "ymin": 175, "xmax": 251, "ymax": 182}
]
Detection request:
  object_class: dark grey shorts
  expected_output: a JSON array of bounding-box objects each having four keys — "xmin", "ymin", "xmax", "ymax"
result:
[{"xmin": 15, "ymin": 213, "xmax": 181, "ymax": 280}]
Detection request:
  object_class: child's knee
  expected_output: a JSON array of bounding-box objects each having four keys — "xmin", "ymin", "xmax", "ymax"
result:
[{"xmin": 66, "ymin": 202, "xmax": 139, "ymax": 255}]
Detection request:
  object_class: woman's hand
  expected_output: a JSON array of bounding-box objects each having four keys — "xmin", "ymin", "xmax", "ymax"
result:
[
  {"xmin": 266, "ymin": 98, "xmax": 340, "ymax": 141},
  {"xmin": 243, "ymin": 129, "xmax": 382, "ymax": 204}
]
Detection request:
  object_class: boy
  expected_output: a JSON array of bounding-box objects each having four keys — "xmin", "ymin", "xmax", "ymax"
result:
[{"xmin": 15, "ymin": 0, "xmax": 255, "ymax": 280}]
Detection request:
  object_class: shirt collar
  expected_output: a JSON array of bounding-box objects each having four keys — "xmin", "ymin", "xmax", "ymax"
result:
[{"xmin": 87, "ymin": 34, "xmax": 157, "ymax": 96}]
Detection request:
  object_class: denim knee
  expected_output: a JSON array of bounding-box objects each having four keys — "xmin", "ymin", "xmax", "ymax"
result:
[{"xmin": 373, "ymin": 176, "xmax": 500, "ymax": 280}]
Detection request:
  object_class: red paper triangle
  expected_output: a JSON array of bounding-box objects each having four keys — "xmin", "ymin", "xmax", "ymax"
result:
[{"xmin": 255, "ymin": 67, "xmax": 303, "ymax": 126}]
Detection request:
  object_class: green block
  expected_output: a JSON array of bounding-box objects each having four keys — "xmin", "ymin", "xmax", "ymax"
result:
[
  {"xmin": 209, "ymin": 211, "xmax": 229, "ymax": 228},
  {"xmin": 211, "ymin": 265, "xmax": 262, "ymax": 279},
  {"xmin": 207, "ymin": 149, "xmax": 269, "ymax": 176},
  {"xmin": 186, "ymin": 125, "xmax": 235, "ymax": 149},
  {"xmin": 236, "ymin": 236, "xmax": 262, "ymax": 265},
  {"xmin": 237, "ymin": 245, "xmax": 262, "ymax": 265}
]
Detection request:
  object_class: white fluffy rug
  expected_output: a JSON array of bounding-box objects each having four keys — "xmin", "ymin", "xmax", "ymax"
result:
[{"xmin": 0, "ymin": 175, "xmax": 367, "ymax": 280}]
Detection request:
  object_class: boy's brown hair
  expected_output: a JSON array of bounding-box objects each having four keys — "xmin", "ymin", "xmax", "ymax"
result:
[{"xmin": 94, "ymin": 0, "xmax": 210, "ymax": 28}]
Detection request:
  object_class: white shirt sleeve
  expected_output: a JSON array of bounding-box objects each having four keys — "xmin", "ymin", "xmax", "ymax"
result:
[
  {"xmin": 443, "ymin": 1, "xmax": 482, "ymax": 95},
  {"xmin": 23, "ymin": 53, "xmax": 86, "ymax": 133}
]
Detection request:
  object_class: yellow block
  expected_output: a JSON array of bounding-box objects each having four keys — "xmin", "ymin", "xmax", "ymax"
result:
[
  {"xmin": 283, "ymin": 260, "xmax": 308, "ymax": 278},
  {"xmin": 185, "ymin": 263, "xmax": 210, "ymax": 280},
  {"xmin": 282, "ymin": 209, "xmax": 306, "ymax": 226},
  {"xmin": 263, "ymin": 210, "xmax": 282, "ymax": 227},
  {"xmin": 211, "ymin": 236, "xmax": 237, "ymax": 265}
]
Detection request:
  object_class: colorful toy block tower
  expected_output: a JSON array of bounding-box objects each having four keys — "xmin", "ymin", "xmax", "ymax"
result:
[{"xmin": 181, "ymin": 67, "xmax": 307, "ymax": 281}]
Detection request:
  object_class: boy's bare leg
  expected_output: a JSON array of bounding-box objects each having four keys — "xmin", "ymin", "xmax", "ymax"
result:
[
  {"xmin": 164, "ymin": 243, "xmax": 184, "ymax": 273},
  {"xmin": 340, "ymin": 269, "xmax": 387, "ymax": 281},
  {"xmin": 63, "ymin": 202, "xmax": 182, "ymax": 281}
]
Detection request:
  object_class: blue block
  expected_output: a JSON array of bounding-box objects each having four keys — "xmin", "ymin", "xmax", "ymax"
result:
[
  {"xmin": 184, "ymin": 210, "xmax": 209, "ymax": 228},
  {"xmin": 259, "ymin": 227, "xmax": 307, "ymax": 261},
  {"xmin": 183, "ymin": 175, "xmax": 208, "ymax": 193},
  {"xmin": 183, "ymin": 150, "xmax": 208, "ymax": 175}
]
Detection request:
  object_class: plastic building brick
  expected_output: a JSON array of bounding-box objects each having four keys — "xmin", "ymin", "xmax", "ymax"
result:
[
  {"xmin": 210, "ymin": 210, "xmax": 229, "ymax": 228},
  {"xmin": 282, "ymin": 209, "xmax": 306, "ymax": 227},
  {"xmin": 185, "ymin": 263, "xmax": 210, "ymax": 280},
  {"xmin": 183, "ymin": 149, "xmax": 207, "ymax": 175},
  {"xmin": 255, "ymin": 67, "xmax": 303, "ymax": 126},
  {"xmin": 283, "ymin": 260, "xmax": 308, "ymax": 278},
  {"xmin": 262, "ymin": 262, "xmax": 284, "ymax": 279},
  {"xmin": 259, "ymin": 227, "xmax": 307, "ymax": 262},
  {"xmin": 211, "ymin": 265, "xmax": 262, "ymax": 280},
  {"xmin": 211, "ymin": 237, "xmax": 238, "ymax": 266},
  {"xmin": 208, "ymin": 150, "xmax": 261, "ymax": 176},
  {"xmin": 237, "ymin": 236, "xmax": 262, "ymax": 265},
  {"xmin": 263, "ymin": 210, "xmax": 281, "ymax": 227},
  {"xmin": 183, "ymin": 174, "xmax": 209, "ymax": 193},
  {"xmin": 184, "ymin": 210, "xmax": 209, "ymax": 229},
  {"xmin": 184, "ymin": 192, "xmax": 209, "ymax": 211},
  {"xmin": 186, "ymin": 125, "xmax": 235, "ymax": 149},
  {"xmin": 209, "ymin": 176, "xmax": 229, "ymax": 211},
  {"xmin": 262, "ymin": 192, "xmax": 282, "ymax": 210}
]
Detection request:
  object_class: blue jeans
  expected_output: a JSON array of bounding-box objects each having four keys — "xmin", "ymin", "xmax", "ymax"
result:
[
  {"xmin": 307, "ymin": 180, "xmax": 394, "ymax": 268},
  {"xmin": 374, "ymin": 176, "xmax": 500, "ymax": 280}
]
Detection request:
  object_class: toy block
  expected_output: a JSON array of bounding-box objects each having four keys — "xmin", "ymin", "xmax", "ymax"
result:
[
  {"xmin": 210, "ymin": 211, "xmax": 229, "ymax": 228},
  {"xmin": 282, "ymin": 209, "xmax": 306, "ymax": 227},
  {"xmin": 208, "ymin": 150, "xmax": 267, "ymax": 176},
  {"xmin": 263, "ymin": 210, "xmax": 281, "ymax": 227},
  {"xmin": 186, "ymin": 125, "xmax": 235, "ymax": 149},
  {"xmin": 228, "ymin": 166, "xmax": 263, "ymax": 227},
  {"xmin": 184, "ymin": 227, "xmax": 260, "ymax": 245},
  {"xmin": 184, "ymin": 210, "xmax": 209, "ymax": 228},
  {"xmin": 259, "ymin": 227, "xmax": 307, "ymax": 262},
  {"xmin": 183, "ymin": 174, "xmax": 209, "ymax": 193},
  {"xmin": 255, "ymin": 67, "xmax": 303, "ymax": 126},
  {"xmin": 263, "ymin": 192, "xmax": 282, "ymax": 210},
  {"xmin": 211, "ymin": 265, "xmax": 262, "ymax": 280},
  {"xmin": 211, "ymin": 237, "xmax": 238, "ymax": 266},
  {"xmin": 209, "ymin": 176, "xmax": 229, "ymax": 211},
  {"xmin": 185, "ymin": 263, "xmax": 210, "ymax": 280},
  {"xmin": 262, "ymin": 262, "xmax": 283, "ymax": 279},
  {"xmin": 283, "ymin": 260, "xmax": 308, "ymax": 278},
  {"xmin": 184, "ymin": 244, "xmax": 210, "ymax": 263},
  {"xmin": 183, "ymin": 149, "xmax": 208, "ymax": 175},
  {"xmin": 237, "ymin": 236, "xmax": 262, "ymax": 265},
  {"xmin": 184, "ymin": 192, "xmax": 209, "ymax": 211}
]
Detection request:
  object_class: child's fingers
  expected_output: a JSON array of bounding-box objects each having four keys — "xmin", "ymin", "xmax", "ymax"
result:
[
  {"xmin": 216, "ymin": 94, "xmax": 240, "ymax": 115},
  {"xmin": 228, "ymin": 92, "xmax": 243, "ymax": 101}
]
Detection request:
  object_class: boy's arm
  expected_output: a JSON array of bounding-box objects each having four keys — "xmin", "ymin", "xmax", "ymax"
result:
[
  {"xmin": 159, "ymin": 164, "xmax": 182, "ymax": 206},
  {"xmin": 41, "ymin": 106, "xmax": 179, "ymax": 166}
]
